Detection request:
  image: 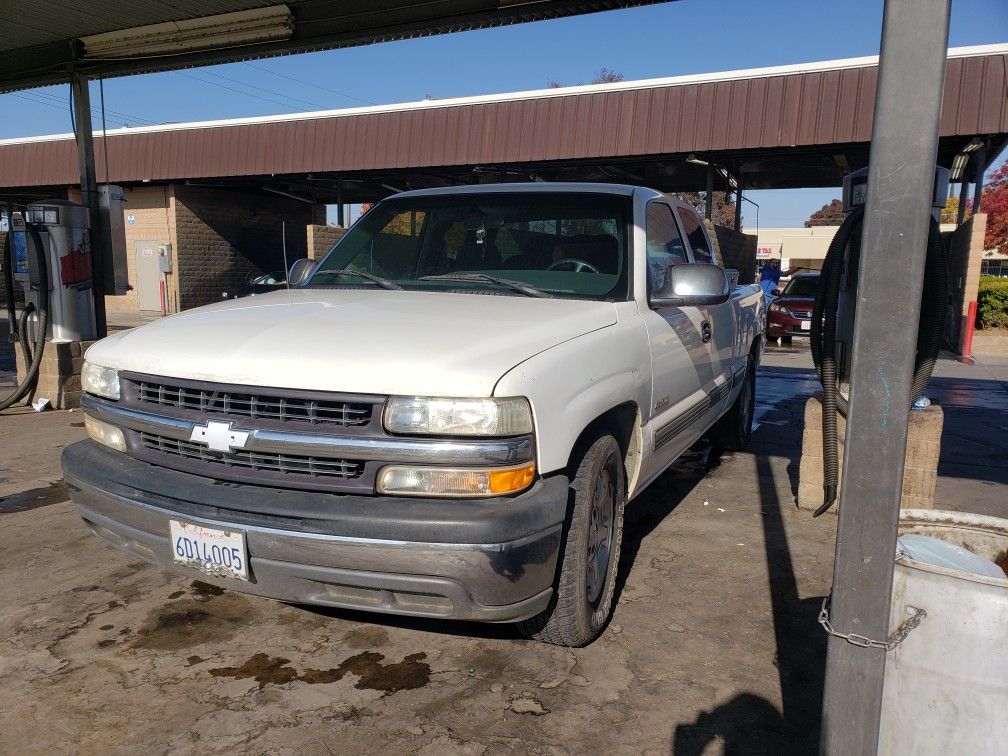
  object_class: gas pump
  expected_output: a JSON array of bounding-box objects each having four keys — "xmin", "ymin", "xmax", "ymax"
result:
[
  {"xmin": 1, "ymin": 200, "xmax": 97, "ymax": 411},
  {"xmin": 809, "ymin": 166, "xmax": 950, "ymax": 516}
]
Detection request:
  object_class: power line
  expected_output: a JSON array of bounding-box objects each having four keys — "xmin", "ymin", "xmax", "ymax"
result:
[
  {"xmin": 16, "ymin": 87, "xmax": 157, "ymax": 127},
  {"xmin": 179, "ymin": 72, "xmax": 310, "ymax": 111},
  {"xmin": 243, "ymin": 62, "xmax": 375, "ymax": 105},
  {"xmin": 197, "ymin": 69, "xmax": 330, "ymax": 110},
  {"xmin": 12, "ymin": 92, "xmax": 128, "ymax": 130}
]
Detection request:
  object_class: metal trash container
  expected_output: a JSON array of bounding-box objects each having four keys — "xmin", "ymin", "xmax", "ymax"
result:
[{"xmin": 879, "ymin": 509, "xmax": 1008, "ymax": 754}]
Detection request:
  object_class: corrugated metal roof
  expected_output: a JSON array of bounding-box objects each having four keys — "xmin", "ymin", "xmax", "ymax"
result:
[
  {"xmin": 0, "ymin": 1, "xmax": 668, "ymax": 92},
  {"xmin": 1, "ymin": 45, "xmax": 1005, "ymax": 191}
]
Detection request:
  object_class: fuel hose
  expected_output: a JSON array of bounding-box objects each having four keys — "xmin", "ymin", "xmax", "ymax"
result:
[
  {"xmin": 809, "ymin": 208, "xmax": 947, "ymax": 517},
  {"xmin": 1, "ymin": 226, "xmax": 49, "ymax": 412}
]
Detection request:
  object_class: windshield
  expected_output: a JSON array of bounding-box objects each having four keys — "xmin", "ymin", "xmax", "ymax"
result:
[
  {"xmin": 307, "ymin": 192, "xmax": 630, "ymax": 300},
  {"xmin": 783, "ymin": 276, "xmax": 819, "ymax": 297}
]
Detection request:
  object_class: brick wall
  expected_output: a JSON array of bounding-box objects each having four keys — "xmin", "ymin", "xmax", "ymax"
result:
[
  {"xmin": 172, "ymin": 185, "xmax": 312, "ymax": 310},
  {"xmin": 705, "ymin": 220, "xmax": 757, "ymax": 284},
  {"xmin": 306, "ymin": 224, "xmax": 347, "ymax": 260},
  {"xmin": 943, "ymin": 212, "xmax": 987, "ymax": 353},
  {"xmin": 105, "ymin": 185, "xmax": 176, "ymax": 312}
]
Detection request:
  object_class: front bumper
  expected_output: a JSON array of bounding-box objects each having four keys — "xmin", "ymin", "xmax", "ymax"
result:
[
  {"xmin": 62, "ymin": 441, "xmax": 567, "ymax": 622},
  {"xmin": 767, "ymin": 314, "xmax": 812, "ymax": 338}
]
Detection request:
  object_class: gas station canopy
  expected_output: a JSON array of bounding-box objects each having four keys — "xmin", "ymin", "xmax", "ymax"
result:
[{"xmin": 0, "ymin": 0, "xmax": 664, "ymax": 93}]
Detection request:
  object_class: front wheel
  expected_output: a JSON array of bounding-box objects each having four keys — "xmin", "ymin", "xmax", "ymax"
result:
[{"xmin": 519, "ymin": 434, "xmax": 626, "ymax": 647}]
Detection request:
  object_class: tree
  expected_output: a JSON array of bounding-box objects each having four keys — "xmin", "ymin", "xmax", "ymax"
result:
[
  {"xmin": 592, "ymin": 68, "xmax": 624, "ymax": 84},
  {"xmin": 979, "ymin": 163, "xmax": 1008, "ymax": 254},
  {"xmin": 675, "ymin": 191, "xmax": 737, "ymax": 228},
  {"xmin": 939, "ymin": 195, "xmax": 967, "ymax": 225},
  {"xmin": 548, "ymin": 68, "xmax": 625, "ymax": 88},
  {"xmin": 804, "ymin": 199, "xmax": 844, "ymax": 227}
]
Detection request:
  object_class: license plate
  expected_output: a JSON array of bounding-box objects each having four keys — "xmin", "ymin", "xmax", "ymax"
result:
[
  {"xmin": 800, "ymin": 320, "xmax": 811, "ymax": 331},
  {"xmin": 169, "ymin": 520, "xmax": 248, "ymax": 581}
]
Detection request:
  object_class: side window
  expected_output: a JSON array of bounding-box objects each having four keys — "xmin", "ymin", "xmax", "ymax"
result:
[
  {"xmin": 646, "ymin": 202, "xmax": 688, "ymax": 292},
  {"xmin": 677, "ymin": 207, "xmax": 716, "ymax": 265}
]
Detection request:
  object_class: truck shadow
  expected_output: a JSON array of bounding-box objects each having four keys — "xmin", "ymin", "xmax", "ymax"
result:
[{"xmin": 670, "ymin": 370, "xmax": 827, "ymax": 754}]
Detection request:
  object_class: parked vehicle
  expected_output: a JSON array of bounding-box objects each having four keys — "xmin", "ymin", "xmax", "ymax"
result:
[
  {"xmin": 221, "ymin": 270, "xmax": 287, "ymax": 300},
  {"xmin": 766, "ymin": 272, "xmax": 819, "ymax": 344},
  {"xmin": 65, "ymin": 183, "xmax": 765, "ymax": 647}
]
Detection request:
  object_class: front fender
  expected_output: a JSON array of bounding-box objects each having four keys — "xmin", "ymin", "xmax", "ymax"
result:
[{"xmin": 494, "ymin": 303, "xmax": 651, "ymax": 476}]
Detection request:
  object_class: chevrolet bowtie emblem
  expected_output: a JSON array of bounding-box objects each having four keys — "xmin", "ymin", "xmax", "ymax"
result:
[{"xmin": 190, "ymin": 420, "xmax": 251, "ymax": 453}]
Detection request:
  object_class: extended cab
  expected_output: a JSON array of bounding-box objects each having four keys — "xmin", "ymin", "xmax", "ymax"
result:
[{"xmin": 65, "ymin": 183, "xmax": 764, "ymax": 646}]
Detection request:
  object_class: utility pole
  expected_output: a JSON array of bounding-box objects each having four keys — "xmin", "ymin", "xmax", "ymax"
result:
[{"xmin": 820, "ymin": 0, "xmax": 950, "ymax": 752}]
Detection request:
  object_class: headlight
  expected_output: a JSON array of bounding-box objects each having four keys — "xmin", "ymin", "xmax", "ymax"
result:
[
  {"xmin": 384, "ymin": 396, "xmax": 533, "ymax": 436},
  {"xmin": 81, "ymin": 361, "xmax": 120, "ymax": 400},
  {"xmin": 377, "ymin": 463, "xmax": 536, "ymax": 497},
  {"xmin": 84, "ymin": 415, "xmax": 126, "ymax": 452},
  {"xmin": 768, "ymin": 302, "xmax": 792, "ymax": 316}
]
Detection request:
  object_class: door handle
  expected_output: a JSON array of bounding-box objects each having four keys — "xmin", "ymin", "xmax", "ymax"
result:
[{"xmin": 701, "ymin": 320, "xmax": 712, "ymax": 343}]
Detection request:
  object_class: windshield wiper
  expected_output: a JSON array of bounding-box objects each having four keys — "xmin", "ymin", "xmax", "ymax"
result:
[
  {"xmin": 325, "ymin": 268, "xmax": 402, "ymax": 290},
  {"xmin": 419, "ymin": 273, "xmax": 550, "ymax": 298}
]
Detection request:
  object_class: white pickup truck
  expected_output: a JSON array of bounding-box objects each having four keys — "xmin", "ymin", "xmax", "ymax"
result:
[{"xmin": 65, "ymin": 183, "xmax": 764, "ymax": 646}]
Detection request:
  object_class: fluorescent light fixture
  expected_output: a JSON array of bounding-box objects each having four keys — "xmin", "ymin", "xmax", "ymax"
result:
[
  {"xmin": 718, "ymin": 166, "xmax": 739, "ymax": 190},
  {"xmin": 81, "ymin": 6, "xmax": 293, "ymax": 59},
  {"xmin": 951, "ymin": 152, "xmax": 968, "ymax": 180},
  {"xmin": 962, "ymin": 138, "xmax": 984, "ymax": 153},
  {"xmin": 686, "ymin": 154, "xmax": 709, "ymax": 166}
]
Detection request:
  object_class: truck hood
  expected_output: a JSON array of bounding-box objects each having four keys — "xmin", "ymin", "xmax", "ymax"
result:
[{"xmin": 87, "ymin": 289, "xmax": 617, "ymax": 396}]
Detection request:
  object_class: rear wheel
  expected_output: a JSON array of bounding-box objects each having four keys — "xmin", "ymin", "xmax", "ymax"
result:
[
  {"xmin": 519, "ymin": 434, "xmax": 626, "ymax": 647},
  {"xmin": 710, "ymin": 355, "xmax": 756, "ymax": 452}
]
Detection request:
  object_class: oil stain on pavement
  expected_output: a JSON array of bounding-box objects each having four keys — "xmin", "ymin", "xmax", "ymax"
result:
[
  {"xmin": 209, "ymin": 650, "xmax": 431, "ymax": 695},
  {"xmin": 130, "ymin": 593, "xmax": 254, "ymax": 651}
]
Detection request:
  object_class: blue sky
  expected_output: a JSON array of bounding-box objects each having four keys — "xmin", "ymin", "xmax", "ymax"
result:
[{"xmin": 1, "ymin": 0, "xmax": 1005, "ymax": 227}]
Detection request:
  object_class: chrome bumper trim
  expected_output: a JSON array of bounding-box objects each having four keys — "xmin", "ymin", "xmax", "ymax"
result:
[{"xmin": 82, "ymin": 393, "xmax": 533, "ymax": 465}]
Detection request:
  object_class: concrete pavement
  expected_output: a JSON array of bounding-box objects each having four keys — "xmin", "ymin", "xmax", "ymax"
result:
[{"xmin": 0, "ymin": 344, "xmax": 1004, "ymax": 754}]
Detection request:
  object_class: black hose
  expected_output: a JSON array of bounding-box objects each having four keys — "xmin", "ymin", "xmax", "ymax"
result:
[
  {"xmin": 1, "ymin": 225, "xmax": 48, "ymax": 412},
  {"xmin": 809, "ymin": 206, "xmax": 863, "ymax": 516},
  {"xmin": 810, "ymin": 209, "xmax": 946, "ymax": 517},
  {"xmin": 3, "ymin": 231, "xmax": 17, "ymax": 342}
]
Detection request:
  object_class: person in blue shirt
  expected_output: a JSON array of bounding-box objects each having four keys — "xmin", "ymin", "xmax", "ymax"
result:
[{"xmin": 759, "ymin": 259, "xmax": 801, "ymax": 305}]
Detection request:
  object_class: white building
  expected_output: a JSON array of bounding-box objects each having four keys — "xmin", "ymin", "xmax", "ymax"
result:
[{"xmin": 754, "ymin": 223, "xmax": 958, "ymax": 274}]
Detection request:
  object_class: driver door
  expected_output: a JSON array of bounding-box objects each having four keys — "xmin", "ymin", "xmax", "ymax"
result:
[{"xmin": 637, "ymin": 200, "xmax": 715, "ymax": 481}]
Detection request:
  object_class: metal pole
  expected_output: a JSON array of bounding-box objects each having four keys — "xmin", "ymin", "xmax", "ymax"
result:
[
  {"xmin": 337, "ymin": 177, "xmax": 345, "ymax": 227},
  {"xmin": 820, "ymin": 0, "xmax": 950, "ymax": 753},
  {"xmin": 71, "ymin": 72, "xmax": 108, "ymax": 338},
  {"xmin": 734, "ymin": 166, "xmax": 743, "ymax": 230},
  {"xmin": 957, "ymin": 177, "xmax": 969, "ymax": 225},
  {"xmin": 704, "ymin": 164, "xmax": 713, "ymax": 220},
  {"xmin": 972, "ymin": 140, "xmax": 989, "ymax": 213}
]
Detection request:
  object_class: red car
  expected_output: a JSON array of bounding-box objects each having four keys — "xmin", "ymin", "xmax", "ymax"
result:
[{"xmin": 766, "ymin": 272, "xmax": 818, "ymax": 344}]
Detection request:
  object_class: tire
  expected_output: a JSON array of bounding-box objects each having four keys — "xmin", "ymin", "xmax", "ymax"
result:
[
  {"xmin": 710, "ymin": 355, "xmax": 756, "ymax": 452},
  {"xmin": 519, "ymin": 434, "xmax": 626, "ymax": 647}
]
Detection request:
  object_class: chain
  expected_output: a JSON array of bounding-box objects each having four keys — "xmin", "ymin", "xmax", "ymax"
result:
[{"xmin": 818, "ymin": 594, "xmax": 926, "ymax": 651}]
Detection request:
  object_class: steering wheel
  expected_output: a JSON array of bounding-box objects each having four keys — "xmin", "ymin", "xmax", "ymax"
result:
[{"xmin": 548, "ymin": 258, "xmax": 600, "ymax": 274}]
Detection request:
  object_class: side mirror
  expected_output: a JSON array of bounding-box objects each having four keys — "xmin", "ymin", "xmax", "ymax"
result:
[
  {"xmin": 771, "ymin": 288, "xmax": 782, "ymax": 296},
  {"xmin": 650, "ymin": 263, "xmax": 730, "ymax": 308},
  {"xmin": 287, "ymin": 258, "xmax": 318, "ymax": 287}
]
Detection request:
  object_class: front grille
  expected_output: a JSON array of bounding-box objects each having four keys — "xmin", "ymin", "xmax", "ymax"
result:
[
  {"xmin": 139, "ymin": 432, "xmax": 364, "ymax": 481},
  {"xmin": 133, "ymin": 379, "xmax": 372, "ymax": 427}
]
